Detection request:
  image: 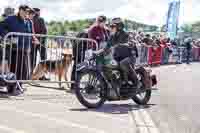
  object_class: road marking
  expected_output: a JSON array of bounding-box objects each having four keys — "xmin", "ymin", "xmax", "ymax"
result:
[
  {"xmin": 141, "ymin": 110, "xmax": 160, "ymax": 133},
  {"xmin": 0, "ymin": 125, "xmax": 26, "ymax": 133},
  {"xmin": 130, "ymin": 109, "xmax": 161, "ymax": 133},
  {"xmin": 0, "ymin": 106, "xmax": 107, "ymax": 133},
  {"xmin": 128, "ymin": 111, "xmax": 137, "ymax": 133},
  {"xmin": 132, "ymin": 110, "xmax": 148, "ymax": 133},
  {"xmin": 179, "ymin": 115, "xmax": 189, "ymax": 121}
]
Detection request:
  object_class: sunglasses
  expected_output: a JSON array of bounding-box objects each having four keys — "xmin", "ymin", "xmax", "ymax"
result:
[{"xmin": 110, "ymin": 25, "xmax": 117, "ymax": 29}]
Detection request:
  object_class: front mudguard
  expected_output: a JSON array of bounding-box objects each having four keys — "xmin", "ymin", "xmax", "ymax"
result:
[{"xmin": 76, "ymin": 62, "xmax": 98, "ymax": 73}]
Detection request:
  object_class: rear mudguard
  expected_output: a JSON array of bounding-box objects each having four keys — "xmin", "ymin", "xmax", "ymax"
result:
[
  {"xmin": 151, "ymin": 75, "xmax": 157, "ymax": 86},
  {"xmin": 135, "ymin": 67, "xmax": 157, "ymax": 88}
]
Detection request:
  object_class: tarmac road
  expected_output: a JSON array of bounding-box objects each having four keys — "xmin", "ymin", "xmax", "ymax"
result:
[{"xmin": 0, "ymin": 63, "xmax": 199, "ymax": 133}]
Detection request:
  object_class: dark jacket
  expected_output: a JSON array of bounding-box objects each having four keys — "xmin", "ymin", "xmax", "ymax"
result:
[
  {"xmin": 110, "ymin": 30, "xmax": 129, "ymax": 46},
  {"xmin": 0, "ymin": 15, "xmax": 32, "ymax": 49},
  {"xmin": 113, "ymin": 44, "xmax": 138, "ymax": 62},
  {"xmin": 33, "ymin": 15, "xmax": 47, "ymax": 34},
  {"xmin": 0, "ymin": 15, "xmax": 27, "ymax": 36},
  {"xmin": 107, "ymin": 30, "xmax": 138, "ymax": 62},
  {"xmin": 185, "ymin": 42, "xmax": 192, "ymax": 50}
]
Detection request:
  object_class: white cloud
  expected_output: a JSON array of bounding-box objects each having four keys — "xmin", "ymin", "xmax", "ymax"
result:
[
  {"xmin": 113, "ymin": 0, "xmax": 168, "ymax": 25},
  {"xmin": 0, "ymin": 0, "xmax": 9, "ymax": 13},
  {"xmin": 0, "ymin": 0, "xmax": 200, "ymax": 26},
  {"xmin": 179, "ymin": 0, "xmax": 200, "ymax": 25}
]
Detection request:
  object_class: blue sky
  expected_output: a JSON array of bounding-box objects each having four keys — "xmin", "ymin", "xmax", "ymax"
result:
[{"xmin": 0, "ymin": 0, "xmax": 200, "ymax": 26}]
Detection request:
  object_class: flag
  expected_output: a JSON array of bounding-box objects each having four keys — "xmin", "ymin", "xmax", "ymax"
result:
[{"xmin": 166, "ymin": 0, "xmax": 180, "ymax": 39}]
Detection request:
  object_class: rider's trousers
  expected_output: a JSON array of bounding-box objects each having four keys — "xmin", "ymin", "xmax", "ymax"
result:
[{"xmin": 119, "ymin": 56, "xmax": 138, "ymax": 85}]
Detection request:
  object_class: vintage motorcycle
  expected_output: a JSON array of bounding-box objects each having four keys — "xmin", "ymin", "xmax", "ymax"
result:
[{"xmin": 74, "ymin": 48, "xmax": 157, "ymax": 108}]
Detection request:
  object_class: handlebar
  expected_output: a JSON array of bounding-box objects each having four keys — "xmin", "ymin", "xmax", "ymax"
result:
[
  {"xmin": 89, "ymin": 43, "xmax": 132, "ymax": 60},
  {"xmin": 93, "ymin": 49, "xmax": 105, "ymax": 56}
]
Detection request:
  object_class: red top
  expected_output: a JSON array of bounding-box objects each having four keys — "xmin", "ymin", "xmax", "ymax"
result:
[
  {"xmin": 88, "ymin": 25, "xmax": 109, "ymax": 44},
  {"xmin": 160, "ymin": 39, "xmax": 168, "ymax": 48}
]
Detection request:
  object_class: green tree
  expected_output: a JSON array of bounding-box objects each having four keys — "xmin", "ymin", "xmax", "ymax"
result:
[
  {"xmin": 181, "ymin": 24, "xmax": 193, "ymax": 33},
  {"xmin": 47, "ymin": 18, "xmax": 159, "ymax": 35},
  {"xmin": 0, "ymin": 16, "xmax": 3, "ymax": 22},
  {"xmin": 69, "ymin": 22, "xmax": 77, "ymax": 31},
  {"xmin": 48, "ymin": 21, "xmax": 65, "ymax": 35},
  {"xmin": 160, "ymin": 25, "xmax": 167, "ymax": 32},
  {"xmin": 192, "ymin": 21, "xmax": 200, "ymax": 32}
]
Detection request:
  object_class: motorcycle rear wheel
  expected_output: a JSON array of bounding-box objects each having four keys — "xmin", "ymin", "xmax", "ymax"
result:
[
  {"xmin": 132, "ymin": 90, "xmax": 151, "ymax": 105},
  {"xmin": 132, "ymin": 67, "xmax": 152, "ymax": 105}
]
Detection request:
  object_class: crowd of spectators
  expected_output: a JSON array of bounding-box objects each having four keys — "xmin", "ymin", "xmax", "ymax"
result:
[
  {"xmin": 86, "ymin": 15, "xmax": 200, "ymax": 66},
  {"xmin": 0, "ymin": 5, "xmax": 47, "ymax": 81}
]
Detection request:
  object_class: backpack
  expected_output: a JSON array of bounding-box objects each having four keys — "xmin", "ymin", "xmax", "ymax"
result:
[{"xmin": 0, "ymin": 72, "xmax": 22, "ymax": 94}]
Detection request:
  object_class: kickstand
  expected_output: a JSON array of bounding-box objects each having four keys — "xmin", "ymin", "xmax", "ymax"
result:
[{"xmin": 16, "ymin": 82, "xmax": 24, "ymax": 93}]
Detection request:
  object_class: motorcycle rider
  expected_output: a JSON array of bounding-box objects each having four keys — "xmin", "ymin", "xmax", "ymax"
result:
[{"xmin": 105, "ymin": 18, "xmax": 139, "ymax": 88}]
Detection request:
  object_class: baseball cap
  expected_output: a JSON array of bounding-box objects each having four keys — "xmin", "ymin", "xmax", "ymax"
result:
[
  {"xmin": 97, "ymin": 15, "xmax": 106, "ymax": 23},
  {"xmin": 111, "ymin": 18, "xmax": 122, "ymax": 23},
  {"xmin": 28, "ymin": 8, "xmax": 35, "ymax": 14},
  {"xmin": 33, "ymin": 8, "xmax": 40, "ymax": 12},
  {"xmin": 19, "ymin": 5, "xmax": 29, "ymax": 11}
]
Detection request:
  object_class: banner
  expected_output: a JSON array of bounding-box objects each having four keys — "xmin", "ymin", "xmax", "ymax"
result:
[{"xmin": 166, "ymin": 0, "xmax": 180, "ymax": 39}]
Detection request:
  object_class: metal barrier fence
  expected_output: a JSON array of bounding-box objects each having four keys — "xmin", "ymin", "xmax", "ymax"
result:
[
  {"xmin": 147, "ymin": 46, "xmax": 185, "ymax": 65},
  {"xmin": 1, "ymin": 32, "xmax": 200, "ymax": 89},
  {"xmin": 136, "ymin": 45, "xmax": 200, "ymax": 66},
  {"xmin": 1, "ymin": 32, "xmax": 98, "ymax": 87},
  {"xmin": 135, "ymin": 45, "xmax": 149, "ymax": 67}
]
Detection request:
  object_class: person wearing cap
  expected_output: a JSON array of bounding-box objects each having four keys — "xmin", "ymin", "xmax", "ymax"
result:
[
  {"xmin": 32, "ymin": 8, "xmax": 48, "ymax": 80},
  {"xmin": 33, "ymin": 9, "xmax": 47, "ymax": 62},
  {"xmin": 109, "ymin": 18, "xmax": 138, "ymax": 86},
  {"xmin": 24, "ymin": 8, "xmax": 41, "ymax": 72},
  {"xmin": 103, "ymin": 17, "xmax": 139, "ymax": 88},
  {"xmin": 0, "ymin": 5, "xmax": 33, "ymax": 94},
  {"xmin": 33, "ymin": 8, "xmax": 47, "ymax": 35},
  {"xmin": 0, "ymin": 5, "xmax": 28, "ymax": 36},
  {"xmin": 88, "ymin": 15, "xmax": 109, "ymax": 49}
]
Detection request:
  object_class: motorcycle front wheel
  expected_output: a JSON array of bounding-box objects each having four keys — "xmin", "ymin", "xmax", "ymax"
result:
[{"xmin": 75, "ymin": 70, "xmax": 106, "ymax": 108}]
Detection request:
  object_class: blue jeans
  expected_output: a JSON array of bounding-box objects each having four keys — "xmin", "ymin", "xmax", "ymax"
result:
[{"xmin": 186, "ymin": 49, "xmax": 191, "ymax": 64}]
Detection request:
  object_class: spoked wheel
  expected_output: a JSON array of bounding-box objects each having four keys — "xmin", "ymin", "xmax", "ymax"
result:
[
  {"xmin": 132, "ymin": 67, "xmax": 152, "ymax": 105},
  {"xmin": 75, "ymin": 70, "xmax": 106, "ymax": 108}
]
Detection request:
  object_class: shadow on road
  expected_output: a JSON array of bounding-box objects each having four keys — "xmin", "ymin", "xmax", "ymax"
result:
[
  {"xmin": 0, "ymin": 92, "xmax": 10, "ymax": 99},
  {"xmin": 28, "ymin": 83, "xmax": 66, "ymax": 91},
  {"xmin": 0, "ymin": 92, "xmax": 69, "ymax": 101},
  {"xmin": 70, "ymin": 104, "xmax": 156, "ymax": 114}
]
